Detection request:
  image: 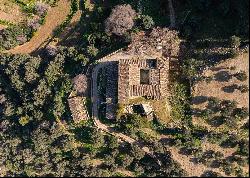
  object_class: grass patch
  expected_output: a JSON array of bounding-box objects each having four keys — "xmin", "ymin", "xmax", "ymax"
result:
[
  {"xmin": 53, "ymin": 0, "xmax": 79, "ymax": 37},
  {"xmin": 151, "ymin": 99, "xmax": 171, "ymax": 123}
]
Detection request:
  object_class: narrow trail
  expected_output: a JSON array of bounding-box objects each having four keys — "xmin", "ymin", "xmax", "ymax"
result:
[
  {"xmin": 55, "ymin": 10, "xmax": 82, "ymax": 46},
  {"xmin": 6, "ymin": 0, "xmax": 71, "ymax": 54},
  {"xmin": 168, "ymin": 0, "xmax": 176, "ymax": 28}
]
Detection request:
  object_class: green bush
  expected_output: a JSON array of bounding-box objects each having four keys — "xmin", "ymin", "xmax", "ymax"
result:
[
  {"xmin": 0, "ymin": 25, "xmax": 31, "ymax": 50},
  {"xmin": 230, "ymin": 35, "xmax": 241, "ymax": 48},
  {"xmin": 228, "ymin": 48, "xmax": 239, "ymax": 58},
  {"xmin": 140, "ymin": 15, "xmax": 155, "ymax": 30}
]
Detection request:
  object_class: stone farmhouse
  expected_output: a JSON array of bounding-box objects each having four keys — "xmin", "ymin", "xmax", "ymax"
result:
[{"xmin": 99, "ymin": 27, "xmax": 181, "ymax": 119}]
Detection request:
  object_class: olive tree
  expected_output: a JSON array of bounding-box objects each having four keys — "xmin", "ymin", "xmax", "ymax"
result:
[{"xmin": 105, "ymin": 4, "xmax": 136, "ymax": 36}]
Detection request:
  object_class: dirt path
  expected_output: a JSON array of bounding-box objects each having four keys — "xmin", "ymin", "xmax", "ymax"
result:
[
  {"xmin": 168, "ymin": 0, "xmax": 176, "ymax": 28},
  {"xmin": 5, "ymin": 0, "xmax": 71, "ymax": 54},
  {"xmin": 54, "ymin": 10, "xmax": 82, "ymax": 46}
]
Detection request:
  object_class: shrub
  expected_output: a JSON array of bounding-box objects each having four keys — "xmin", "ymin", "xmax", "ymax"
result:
[
  {"xmin": 233, "ymin": 107, "xmax": 249, "ymax": 120},
  {"xmin": 237, "ymin": 84, "xmax": 249, "ymax": 93},
  {"xmin": 16, "ymin": 34, "xmax": 27, "ymax": 44},
  {"xmin": 140, "ymin": 15, "xmax": 155, "ymax": 30},
  {"xmin": 34, "ymin": 2, "xmax": 49, "ymax": 16},
  {"xmin": 230, "ymin": 35, "xmax": 241, "ymax": 48},
  {"xmin": 0, "ymin": 25, "xmax": 31, "ymax": 50},
  {"xmin": 237, "ymin": 139, "xmax": 249, "ymax": 156},
  {"xmin": 219, "ymin": 100, "xmax": 237, "ymax": 116},
  {"xmin": 45, "ymin": 45, "xmax": 58, "ymax": 57},
  {"xmin": 105, "ymin": 4, "xmax": 136, "ymax": 36},
  {"xmin": 87, "ymin": 45, "xmax": 99, "ymax": 57},
  {"xmin": 130, "ymin": 144, "xmax": 145, "ymax": 160},
  {"xmin": 207, "ymin": 97, "xmax": 220, "ymax": 111},
  {"xmin": 228, "ymin": 48, "xmax": 239, "ymax": 58},
  {"xmin": 116, "ymin": 154, "xmax": 134, "ymax": 168},
  {"xmin": 27, "ymin": 17, "xmax": 41, "ymax": 31},
  {"xmin": 234, "ymin": 71, "xmax": 247, "ymax": 81}
]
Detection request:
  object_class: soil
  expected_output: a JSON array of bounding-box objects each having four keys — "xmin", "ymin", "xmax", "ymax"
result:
[
  {"xmin": 192, "ymin": 51, "xmax": 249, "ymax": 109},
  {"xmin": 0, "ymin": 0, "xmax": 25, "ymax": 23},
  {"xmin": 5, "ymin": 0, "xmax": 72, "ymax": 54}
]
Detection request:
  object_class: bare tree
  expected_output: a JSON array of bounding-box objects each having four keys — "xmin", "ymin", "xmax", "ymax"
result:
[{"xmin": 105, "ymin": 4, "xmax": 137, "ymax": 36}]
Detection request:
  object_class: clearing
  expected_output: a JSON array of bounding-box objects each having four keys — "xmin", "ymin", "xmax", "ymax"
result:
[
  {"xmin": 192, "ymin": 50, "xmax": 249, "ymax": 132},
  {"xmin": 6, "ymin": 0, "xmax": 71, "ymax": 54},
  {"xmin": 0, "ymin": 0, "xmax": 26, "ymax": 25}
]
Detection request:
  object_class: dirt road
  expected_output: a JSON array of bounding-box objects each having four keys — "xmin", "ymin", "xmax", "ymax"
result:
[{"xmin": 6, "ymin": 0, "xmax": 71, "ymax": 54}]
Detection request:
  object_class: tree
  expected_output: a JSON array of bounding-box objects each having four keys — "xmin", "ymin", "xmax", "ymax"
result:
[
  {"xmin": 19, "ymin": 116, "xmax": 29, "ymax": 126},
  {"xmin": 140, "ymin": 15, "xmax": 155, "ymax": 30},
  {"xmin": 116, "ymin": 154, "xmax": 134, "ymax": 168},
  {"xmin": 45, "ymin": 45, "xmax": 58, "ymax": 57},
  {"xmin": 107, "ymin": 135, "xmax": 119, "ymax": 149},
  {"xmin": 44, "ymin": 53, "xmax": 65, "ymax": 86},
  {"xmin": 105, "ymin": 4, "xmax": 136, "ymax": 36},
  {"xmin": 34, "ymin": 2, "xmax": 49, "ymax": 17},
  {"xmin": 89, "ymin": 129, "xmax": 105, "ymax": 148},
  {"xmin": 131, "ymin": 144, "xmax": 145, "ymax": 160},
  {"xmin": 230, "ymin": 35, "xmax": 241, "ymax": 49},
  {"xmin": 182, "ymin": 58, "xmax": 204, "ymax": 83}
]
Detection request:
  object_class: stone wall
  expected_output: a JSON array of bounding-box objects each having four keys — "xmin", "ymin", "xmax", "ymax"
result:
[
  {"xmin": 129, "ymin": 65, "xmax": 140, "ymax": 85},
  {"xmin": 118, "ymin": 62, "xmax": 130, "ymax": 103},
  {"xmin": 68, "ymin": 96, "xmax": 89, "ymax": 123},
  {"xmin": 129, "ymin": 85, "xmax": 161, "ymax": 99}
]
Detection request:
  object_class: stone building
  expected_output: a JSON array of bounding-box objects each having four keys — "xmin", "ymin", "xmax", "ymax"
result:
[
  {"xmin": 97, "ymin": 27, "xmax": 180, "ymax": 118},
  {"xmin": 68, "ymin": 74, "xmax": 90, "ymax": 123},
  {"xmin": 118, "ymin": 57, "xmax": 169, "ymax": 103}
]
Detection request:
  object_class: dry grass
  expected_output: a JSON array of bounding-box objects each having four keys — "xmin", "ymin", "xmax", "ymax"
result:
[
  {"xmin": 193, "ymin": 51, "xmax": 249, "ymax": 108},
  {"xmin": 128, "ymin": 97, "xmax": 147, "ymax": 104},
  {"xmin": 91, "ymin": 159, "xmax": 103, "ymax": 166},
  {"xmin": 116, "ymin": 169, "xmax": 134, "ymax": 177},
  {"xmin": 53, "ymin": 10, "xmax": 82, "ymax": 46},
  {"xmin": 0, "ymin": 0, "xmax": 26, "ymax": 24},
  {"xmin": 6, "ymin": 0, "xmax": 71, "ymax": 54},
  {"xmin": 169, "ymin": 146, "xmax": 230, "ymax": 177},
  {"xmin": 188, "ymin": 50, "xmax": 249, "ymax": 176},
  {"xmin": 0, "ymin": 24, "xmax": 7, "ymax": 30},
  {"xmin": 192, "ymin": 51, "xmax": 249, "ymax": 132},
  {"xmin": 151, "ymin": 99, "xmax": 171, "ymax": 123},
  {"xmin": 128, "ymin": 97, "xmax": 171, "ymax": 123}
]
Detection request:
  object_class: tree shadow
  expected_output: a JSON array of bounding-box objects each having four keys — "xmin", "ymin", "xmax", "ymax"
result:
[
  {"xmin": 214, "ymin": 71, "xmax": 232, "ymax": 82},
  {"xmin": 220, "ymin": 137, "xmax": 238, "ymax": 148},
  {"xmin": 191, "ymin": 108, "xmax": 204, "ymax": 117},
  {"xmin": 206, "ymin": 116, "xmax": 224, "ymax": 127},
  {"xmin": 192, "ymin": 96, "xmax": 208, "ymax": 105},
  {"xmin": 221, "ymin": 84, "xmax": 238, "ymax": 93},
  {"xmin": 178, "ymin": 147, "xmax": 199, "ymax": 156},
  {"xmin": 160, "ymin": 137, "xmax": 176, "ymax": 147},
  {"xmin": 201, "ymin": 170, "xmax": 220, "ymax": 177}
]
